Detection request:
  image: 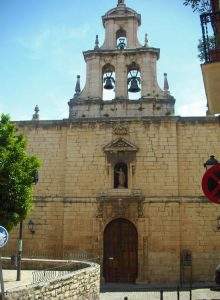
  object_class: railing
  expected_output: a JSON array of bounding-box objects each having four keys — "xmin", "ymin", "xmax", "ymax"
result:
[
  {"xmin": 101, "ymin": 283, "xmax": 220, "ymax": 300},
  {"xmin": 158, "ymin": 287, "xmax": 192, "ymax": 300},
  {"xmin": 1, "ymin": 249, "xmax": 99, "ymax": 262},
  {"xmin": 200, "ymin": 11, "xmax": 220, "ymax": 63},
  {"xmin": 118, "ymin": 286, "xmax": 219, "ymax": 300},
  {"xmin": 32, "ymin": 261, "xmax": 75, "ymax": 284}
]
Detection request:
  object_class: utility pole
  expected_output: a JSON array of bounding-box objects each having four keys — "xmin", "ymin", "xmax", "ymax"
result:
[
  {"xmin": 15, "ymin": 172, "xmax": 39, "ymax": 281},
  {"xmin": 16, "ymin": 221, "xmax": 23, "ymax": 281},
  {"xmin": 0, "ymin": 226, "xmax": 9, "ymax": 300},
  {"xmin": 0, "ymin": 255, "xmax": 5, "ymax": 300}
]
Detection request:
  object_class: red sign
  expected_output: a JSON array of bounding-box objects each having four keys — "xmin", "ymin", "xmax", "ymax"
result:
[{"xmin": 202, "ymin": 164, "xmax": 220, "ymax": 204}]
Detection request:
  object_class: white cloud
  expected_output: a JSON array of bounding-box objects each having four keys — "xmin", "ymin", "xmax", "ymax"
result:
[
  {"xmin": 44, "ymin": 92, "xmax": 69, "ymax": 120},
  {"xmin": 177, "ymin": 101, "xmax": 206, "ymax": 116},
  {"xmin": 172, "ymin": 73, "xmax": 207, "ymax": 117},
  {"xmin": 15, "ymin": 24, "xmax": 90, "ymax": 60}
]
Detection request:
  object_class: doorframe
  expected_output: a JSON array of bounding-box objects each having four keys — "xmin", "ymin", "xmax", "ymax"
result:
[{"xmin": 102, "ymin": 218, "xmax": 139, "ymax": 283}]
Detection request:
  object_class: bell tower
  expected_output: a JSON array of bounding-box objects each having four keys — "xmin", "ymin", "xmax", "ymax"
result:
[{"xmin": 68, "ymin": 0, "xmax": 175, "ymax": 118}]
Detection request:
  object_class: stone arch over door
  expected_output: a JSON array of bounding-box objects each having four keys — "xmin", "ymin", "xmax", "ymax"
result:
[{"xmin": 103, "ymin": 218, "xmax": 138, "ymax": 283}]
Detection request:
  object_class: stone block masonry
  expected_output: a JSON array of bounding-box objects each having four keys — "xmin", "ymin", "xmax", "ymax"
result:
[
  {"xmin": 4, "ymin": 261, "xmax": 100, "ymax": 300},
  {"xmin": 4, "ymin": 116, "xmax": 220, "ymax": 285}
]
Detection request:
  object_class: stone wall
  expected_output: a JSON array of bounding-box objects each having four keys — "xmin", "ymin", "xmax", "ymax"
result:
[
  {"xmin": 2, "ymin": 258, "xmax": 91, "ymax": 271},
  {"xmin": 4, "ymin": 261, "xmax": 100, "ymax": 300},
  {"xmin": 4, "ymin": 116, "xmax": 220, "ymax": 285},
  {"xmin": 16, "ymin": 117, "xmax": 219, "ymax": 198},
  {"xmin": 69, "ymin": 98, "xmax": 175, "ymax": 119}
]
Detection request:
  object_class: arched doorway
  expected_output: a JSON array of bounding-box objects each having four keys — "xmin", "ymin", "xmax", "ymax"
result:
[{"xmin": 103, "ymin": 218, "xmax": 138, "ymax": 283}]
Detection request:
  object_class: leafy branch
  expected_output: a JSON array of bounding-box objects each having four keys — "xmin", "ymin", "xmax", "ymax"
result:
[
  {"xmin": 0, "ymin": 114, "xmax": 41, "ymax": 231},
  {"xmin": 183, "ymin": 0, "xmax": 211, "ymax": 13}
]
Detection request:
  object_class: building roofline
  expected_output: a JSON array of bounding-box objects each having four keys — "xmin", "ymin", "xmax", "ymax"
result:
[
  {"xmin": 14, "ymin": 116, "xmax": 219, "ymax": 128},
  {"xmin": 102, "ymin": 6, "xmax": 141, "ymax": 27}
]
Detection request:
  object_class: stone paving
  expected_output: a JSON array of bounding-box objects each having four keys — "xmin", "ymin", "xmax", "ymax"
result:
[
  {"xmin": 2, "ymin": 269, "xmax": 33, "ymax": 291},
  {"xmin": 3, "ymin": 270, "xmax": 220, "ymax": 300},
  {"xmin": 100, "ymin": 289, "xmax": 220, "ymax": 300},
  {"xmin": 100, "ymin": 284, "xmax": 220, "ymax": 300}
]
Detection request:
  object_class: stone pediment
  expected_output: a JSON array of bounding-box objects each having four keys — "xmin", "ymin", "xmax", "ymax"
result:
[
  {"xmin": 103, "ymin": 138, "xmax": 138, "ymax": 154},
  {"xmin": 103, "ymin": 6, "xmax": 141, "ymax": 26}
]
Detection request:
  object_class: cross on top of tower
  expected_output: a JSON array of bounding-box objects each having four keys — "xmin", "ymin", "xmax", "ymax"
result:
[{"xmin": 117, "ymin": 0, "xmax": 125, "ymax": 6}]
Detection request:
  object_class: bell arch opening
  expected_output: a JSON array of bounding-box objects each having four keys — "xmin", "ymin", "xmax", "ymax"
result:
[
  {"xmin": 103, "ymin": 218, "xmax": 138, "ymax": 283},
  {"xmin": 103, "ymin": 64, "xmax": 115, "ymax": 101},
  {"xmin": 114, "ymin": 162, "xmax": 128, "ymax": 189},
  {"xmin": 127, "ymin": 63, "xmax": 141, "ymax": 100},
  {"xmin": 116, "ymin": 28, "xmax": 127, "ymax": 50}
]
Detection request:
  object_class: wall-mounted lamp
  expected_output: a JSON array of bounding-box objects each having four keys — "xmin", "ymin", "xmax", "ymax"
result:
[
  {"xmin": 28, "ymin": 220, "xmax": 35, "ymax": 234},
  {"xmin": 204, "ymin": 155, "xmax": 219, "ymax": 171},
  {"xmin": 33, "ymin": 171, "xmax": 39, "ymax": 185}
]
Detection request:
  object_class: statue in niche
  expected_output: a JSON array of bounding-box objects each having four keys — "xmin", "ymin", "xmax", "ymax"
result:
[
  {"xmin": 114, "ymin": 163, "xmax": 128, "ymax": 189},
  {"xmin": 117, "ymin": 168, "xmax": 126, "ymax": 188}
]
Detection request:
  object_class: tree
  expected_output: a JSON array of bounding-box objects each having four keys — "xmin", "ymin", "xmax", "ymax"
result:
[
  {"xmin": 184, "ymin": 0, "xmax": 220, "ymax": 60},
  {"xmin": 198, "ymin": 35, "xmax": 216, "ymax": 61},
  {"xmin": 183, "ymin": 0, "xmax": 211, "ymax": 13},
  {"xmin": 0, "ymin": 114, "xmax": 40, "ymax": 232}
]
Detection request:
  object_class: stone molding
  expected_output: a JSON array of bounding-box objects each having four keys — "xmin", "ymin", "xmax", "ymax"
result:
[
  {"xmin": 103, "ymin": 137, "xmax": 138, "ymax": 154},
  {"xmin": 14, "ymin": 116, "xmax": 220, "ymax": 128},
  {"xmin": 83, "ymin": 47, "xmax": 160, "ymax": 59},
  {"xmin": 112, "ymin": 122, "xmax": 129, "ymax": 135},
  {"xmin": 97, "ymin": 189, "xmax": 144, "ymax": 219},
  {"xmin": 33, "ymin": 196, "xmax": 209, "ymax": 204}
]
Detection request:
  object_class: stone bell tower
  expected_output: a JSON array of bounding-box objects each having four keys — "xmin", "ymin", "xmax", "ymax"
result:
[{"xmin": 68, "ymin": 0, "xmax": 175, "ymax": 118}]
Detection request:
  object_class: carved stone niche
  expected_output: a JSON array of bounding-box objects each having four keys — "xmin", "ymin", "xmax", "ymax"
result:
[
  {"xmin": 103, "ymin": 138, "xmax": 138, "ymax": 189},
  {"xmin": 103, "ymin": 137, "xmax": 138, "ymax": 163}
]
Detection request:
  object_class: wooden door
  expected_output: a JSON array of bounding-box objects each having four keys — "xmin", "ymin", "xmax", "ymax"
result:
[{"xmin": 103, "ymin": 218, "xmax": 138, "ymax": 283}]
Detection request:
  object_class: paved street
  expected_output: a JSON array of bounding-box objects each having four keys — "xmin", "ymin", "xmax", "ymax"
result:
[
  {"xmin": 3, "ymin": 270, "xmax": 220, "ymax": 299},
  {"xmin": 100, "ymin": 289, "xmax": 220, "ymax": 300},
  {"xmin": 3, "ymin": 269, "xmax": 32, "ymax": 291}
]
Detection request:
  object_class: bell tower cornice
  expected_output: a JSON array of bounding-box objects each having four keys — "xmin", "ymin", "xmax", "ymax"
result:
[
  {"xmin": 102, "ymin": 1, "xmax": 141, "ymax": 28},
  {"xmin": 83, "ymin": 47, "xmax": 160, "ymax": 61}
]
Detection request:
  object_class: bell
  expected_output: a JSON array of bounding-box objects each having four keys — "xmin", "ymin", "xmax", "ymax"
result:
[
  {"xmin": 117, "ymin": 38, "xmax": 126, "ymax": 50},
  {"xmin": 128, "ymin": 78, "xmax": 141, "ymax": 93},
  {"xmin": 104, "ymin": 76, "xmax": 114, "ymax": 90}
]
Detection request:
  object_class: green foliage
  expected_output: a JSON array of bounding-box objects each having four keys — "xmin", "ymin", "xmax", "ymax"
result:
[
  {"xmin": 198, "ymin": 36, "xmax": 216, "ymax": 61},
  {"xmin": 183, "ymin": 0, "xmax": 211, "ymax": 13},
  {"xmin": 0, "ymin": 114, "xmax": 40, "ymax": 231}
]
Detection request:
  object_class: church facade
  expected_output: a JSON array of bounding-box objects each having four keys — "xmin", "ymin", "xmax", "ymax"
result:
[{"xmin": 5, "ymin": 0, "xmax": 220, "ymax": 284}]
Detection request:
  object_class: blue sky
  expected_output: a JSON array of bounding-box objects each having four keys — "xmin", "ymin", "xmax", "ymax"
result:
[{"xmin": 0, "ymin": 0, "xmax": 207, "ymax": 120}]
